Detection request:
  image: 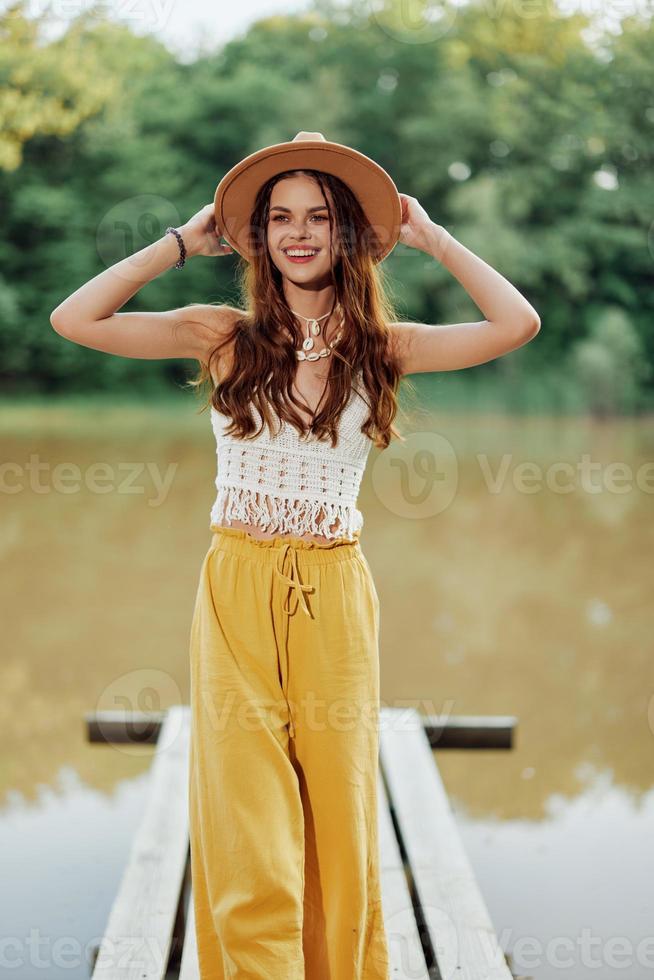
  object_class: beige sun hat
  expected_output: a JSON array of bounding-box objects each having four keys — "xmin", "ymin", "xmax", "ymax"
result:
[{"xmin": 213, "ymin": 131, "xmax": 402, "ymax": 264}]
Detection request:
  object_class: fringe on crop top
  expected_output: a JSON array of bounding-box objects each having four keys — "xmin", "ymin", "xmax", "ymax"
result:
[{"xmin": 209, "ymin": 370, "xmax": 374, "ymax": 540}]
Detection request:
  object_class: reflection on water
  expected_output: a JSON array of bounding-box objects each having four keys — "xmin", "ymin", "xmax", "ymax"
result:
[
  {"xmin": 456, "ymin": 774, "xmax": 654, "ymax": 980},
  {"xmin": 1, "ymin": 771, "xmax": 150, "ymax": 980},
  {"xmin": 1, "ymin": 395, "xmax": 652, "ymax": 979}
]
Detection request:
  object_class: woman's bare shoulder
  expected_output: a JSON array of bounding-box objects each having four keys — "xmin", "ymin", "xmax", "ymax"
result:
[
  {"xmin": 192, "ymin": 304, "xmax": 246, "ymax": 386},
  {"xmin": 195, "ymin": 303, "xmax": 246, "ymax": 333}
]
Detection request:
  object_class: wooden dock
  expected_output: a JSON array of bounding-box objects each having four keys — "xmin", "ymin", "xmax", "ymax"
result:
[{"xmin": 86, "ymin": 705, "xmax": 520, "ymax": 979}]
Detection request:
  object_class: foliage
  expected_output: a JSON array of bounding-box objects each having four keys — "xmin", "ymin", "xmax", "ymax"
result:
[
  {"xmin": 570, "ymin": 305, "xmax": 652, "ymax": 415},
  {"xmin": 0, "ymin": 0, "xmax": 652, "ymax": 410}
]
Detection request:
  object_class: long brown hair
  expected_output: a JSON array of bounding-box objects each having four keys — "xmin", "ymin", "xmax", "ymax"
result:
[{"xmin": 186, "ymin": 168, "xmax": 414, "ymax": 450}]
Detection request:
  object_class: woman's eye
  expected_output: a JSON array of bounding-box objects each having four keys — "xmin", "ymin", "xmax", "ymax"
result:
[{"xmin": 272, "ymin": 215, "xmax": 328, "ymax": 222}]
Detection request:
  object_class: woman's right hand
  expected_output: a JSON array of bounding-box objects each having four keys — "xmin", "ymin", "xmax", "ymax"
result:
[{"xmin": 179, "ymin": 203, "xmax": 235, "ymax": 258}]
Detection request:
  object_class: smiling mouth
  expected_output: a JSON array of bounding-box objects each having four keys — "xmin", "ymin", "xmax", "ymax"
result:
[{"xmin": 283, "ymin": 248, "xmax": 321, "ymax": 263}]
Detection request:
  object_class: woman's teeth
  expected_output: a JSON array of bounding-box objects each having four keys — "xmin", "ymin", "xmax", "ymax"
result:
[{"xmin": 284, "ymin": 249, "xmax": 319, "ymax": 262}]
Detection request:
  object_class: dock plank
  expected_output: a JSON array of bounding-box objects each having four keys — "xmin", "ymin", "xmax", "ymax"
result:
[
  {"xmin": 377, "ymin": 767, "xmax": 430, "ymax": 978},
  {"xmin": 380, "ymin": 706, "xmax": 513, "ymax": 980},
  {"xmin": 91, "ymin": 705, "xmax": 191, "ymax": 980},
  {"xmin": 178, "ymin": 889, "xmax": 199, "ymax": 980}
]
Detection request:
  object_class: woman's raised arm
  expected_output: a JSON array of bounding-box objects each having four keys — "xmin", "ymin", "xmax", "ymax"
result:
[{"xmin": 49, "ymin": 203, "xmax": 235, "ymax": 362}]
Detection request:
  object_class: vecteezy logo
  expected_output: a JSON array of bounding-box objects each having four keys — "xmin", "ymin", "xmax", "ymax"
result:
[
  {"xmin": 367, "ymin": 0, "xmax": 459, "ymax": 45},
  {"xmin": 371, "ymin": 429, "xmax": 458, "ymax": 520}
]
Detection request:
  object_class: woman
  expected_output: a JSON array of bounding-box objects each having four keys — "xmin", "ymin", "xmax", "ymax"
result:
[{"xmin": 51, "ymin": 132, "xmax": 540, "ymax": 979}]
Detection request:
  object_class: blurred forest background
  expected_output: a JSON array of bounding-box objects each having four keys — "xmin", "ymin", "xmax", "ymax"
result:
[{"xmin": 0, "ymin": 0, "xmax": 652, "ymax": 414}]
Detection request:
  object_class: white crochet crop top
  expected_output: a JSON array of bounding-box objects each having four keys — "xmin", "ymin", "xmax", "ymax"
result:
[{"xmin": 209, "ymin": 370, "xmax": 374, "ymax": 540}]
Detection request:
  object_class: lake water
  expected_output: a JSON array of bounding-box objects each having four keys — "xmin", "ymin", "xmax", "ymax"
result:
[{"xmin": 1, "ymin": 389, "xmax": 652, "ymax": 980}]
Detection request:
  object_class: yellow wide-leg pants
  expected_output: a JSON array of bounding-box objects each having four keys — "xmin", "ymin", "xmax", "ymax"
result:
[{"xmin": 188, "ymin": 523, "xmax": 390, "ymax": 980}]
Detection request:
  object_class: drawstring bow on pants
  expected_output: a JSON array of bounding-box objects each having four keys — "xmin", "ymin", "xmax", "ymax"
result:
[{"xmin": 274, "ymin": 542, "xmax": 315, "ymax": 618}]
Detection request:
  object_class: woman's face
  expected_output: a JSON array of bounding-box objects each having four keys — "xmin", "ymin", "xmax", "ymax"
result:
[{"xmin": 266, "ymin": 174, "xmax": 340, "ymax": 282}]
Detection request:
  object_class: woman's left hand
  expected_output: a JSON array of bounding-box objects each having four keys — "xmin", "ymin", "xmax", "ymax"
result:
[{"xmin": 398, "ymin": 193, "xmax": 435, "ymax": 252}]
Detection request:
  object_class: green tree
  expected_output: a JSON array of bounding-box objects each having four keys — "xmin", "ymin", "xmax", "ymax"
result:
[
  {"xmin": 570, "ymin": 305, "xmax": 652, "ymax": 416},
  {"xmin": 0, "ymin": 0, "xmax": 651, "ymax": 407}
]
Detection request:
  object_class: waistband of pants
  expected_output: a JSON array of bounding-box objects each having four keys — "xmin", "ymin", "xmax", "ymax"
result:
[{"xmin": 209, "ymin": 522, "xmax": 362, "ymax": 566}]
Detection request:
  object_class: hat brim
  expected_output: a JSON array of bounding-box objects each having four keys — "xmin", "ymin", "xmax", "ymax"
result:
[{"xmin": 214, "ymin": 138, "xmax": 402, "ymax": 264}]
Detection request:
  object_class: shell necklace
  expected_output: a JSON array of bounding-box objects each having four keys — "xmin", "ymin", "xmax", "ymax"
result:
[{"xmin": 289, "ymin": 303, "xmax": 343, "ymax": 361}]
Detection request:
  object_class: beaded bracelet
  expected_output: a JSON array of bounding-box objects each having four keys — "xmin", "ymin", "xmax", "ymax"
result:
[{"xmin": 166, "ymin": 226, "xmax": 187, "ymax": 269}]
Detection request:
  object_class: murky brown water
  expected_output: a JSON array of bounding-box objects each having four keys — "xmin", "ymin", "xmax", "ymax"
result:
[{"xmin": 1, "ymin": 393, "xmax": 653, "ymax": 979}]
